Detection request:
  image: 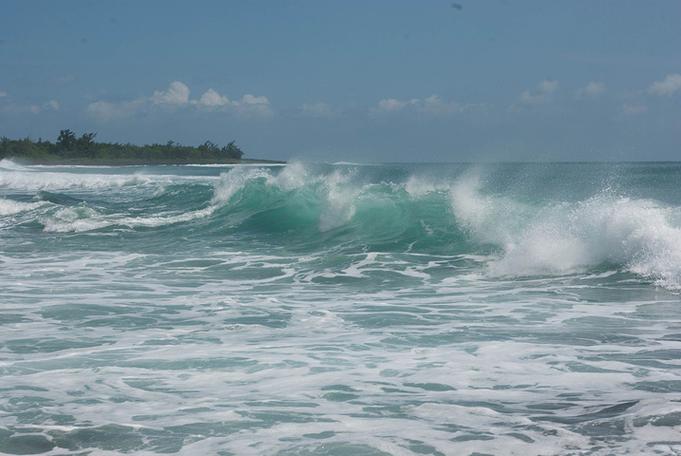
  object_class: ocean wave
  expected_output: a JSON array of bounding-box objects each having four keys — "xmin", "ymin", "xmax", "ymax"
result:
[
  {"xmin": 4, "ymin": 160, "xmax": 681, "ymax": 289},
  {"xmin": 0, "ymin": 159, "xmax": 206, "ymax": 191},
  {"xmin": 450, "ymin": 170, "xmax": 681, "ymax": 289},
  {"xmin": 41, "ymin": 204, "xmax": 217, "ymax": 233},
  {"xmin": 0, "ymin": 198, "xmax": 46, "ymax": 216},
  {"xmin": 0, "ymin": 158, "xmax": 32, "ymax": 171},
  {"xmin": 0, "ymin": 169, "xmax": 157, "ymax": 190},
  {"xmin": 208, "ymin": 164, "xmax": 681, "ymax": 288}
]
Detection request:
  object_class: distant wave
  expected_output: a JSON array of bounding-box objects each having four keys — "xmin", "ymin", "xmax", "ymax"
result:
[
  {"xmin": 0, "ymin": 198, "xmax": 46, "ymax": 216},
  {"xmin": 179, "ymin": 163, "xmax": 286, "ymax": 167},
  {"xmin": 0, "ymin": 159, "xmax": 208, "ymax": 190},
  {"xmin": 0, "ymin": 158, "xmax": 31, "ymax": 172}
]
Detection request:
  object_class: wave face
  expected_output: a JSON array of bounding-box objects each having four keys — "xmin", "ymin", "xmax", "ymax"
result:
[
  {"xmin": 3, "ymin": 160, "xmax": 681, "ymax": 455},
  {"xmin": 4, "ymin": 159, "xmax": 680, "ymax": 287}
]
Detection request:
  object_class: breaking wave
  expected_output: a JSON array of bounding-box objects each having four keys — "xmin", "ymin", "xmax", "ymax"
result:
[
  {"xmin": 0, "ymin": 198, "xmax": 46, "ymax": 216},
  {"xmin": 451, "ymin": 172, "xmax": 681, "ymax": 289},
  {"xmin": 3, "ymin": 160, "xmax": 681, "ymax": 288}
]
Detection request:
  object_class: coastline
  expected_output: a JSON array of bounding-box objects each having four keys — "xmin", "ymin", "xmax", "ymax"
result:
[
  {"xmin": 4, "ymin": 157, "xmax": 287, "ymax": 166},
  {"xmin": 0, "ymin": 131, "xmax": 285, "ymax": 167}
]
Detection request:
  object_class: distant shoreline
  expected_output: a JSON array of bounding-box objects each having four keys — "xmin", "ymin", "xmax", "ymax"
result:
[
  {"xmin": 6, "ymin": 157, "xmax": 286, "ymax": 166},
  {"xmin": 0, "ymin": 130, "xmax": 285, "ymax": 166}
]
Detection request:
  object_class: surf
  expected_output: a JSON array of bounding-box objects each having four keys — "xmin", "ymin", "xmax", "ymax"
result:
[{"xmin": 3, "ymin": 160, "xmax": 681, "ymax": 289}]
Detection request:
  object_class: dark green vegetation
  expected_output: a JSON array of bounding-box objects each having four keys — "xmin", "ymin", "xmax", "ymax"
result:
[{"xmin": 0, "ymin": 130, "xmax": 283, "ymax": 165}]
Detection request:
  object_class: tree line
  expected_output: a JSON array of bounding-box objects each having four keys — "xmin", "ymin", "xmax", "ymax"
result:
[{"xmin": 0, "ymin": 130, "xmax": 245, "ymax": 164}]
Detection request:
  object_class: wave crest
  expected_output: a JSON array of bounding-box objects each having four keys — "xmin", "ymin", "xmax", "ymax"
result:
[
  {"xmin": 4, "ymin": 161, "xmax": 681, "ymax": 289},
  {"xmin": 450, "ymin": 171, "xmax": 681, "ymax": 289}
]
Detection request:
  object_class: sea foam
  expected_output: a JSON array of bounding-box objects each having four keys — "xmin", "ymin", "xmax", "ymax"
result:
[{"xmin": 450, "ymin": 171, "xmax": 681, "ymax": 289}]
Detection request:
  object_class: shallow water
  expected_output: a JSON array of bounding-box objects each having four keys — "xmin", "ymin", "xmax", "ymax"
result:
[{"xmin": 1, "ymin": 159, "xmax": 681, "ymax": 455}]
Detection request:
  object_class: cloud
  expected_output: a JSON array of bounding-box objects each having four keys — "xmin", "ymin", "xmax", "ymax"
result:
[
  {"xmin": 301, "ymin": 102, "xmax": 336, "ymax": 118},
  {"xmin": 193, "ymin": 89, "xmax": 271, "ymax": 116},
  {"xmin": 576, "ymin": 81, "xmax": 606, "ymax": 98},
  {"xmin": 87, "ymin": 81, "xmax": 190, "ymax": 120},
  {"xmin": 0, "ymin": 96, "xmax": 60, "ymax": 114},
  {"xmin": 44, "ymin": 99, "xmax": 60, "ymax": 110},
  {"xmin": 87, "ymin": 82, "xmax": 272, "ymax": 120},
  {"xmin": 235, "ymin": 94, "xmax": 272, "ymax": 117},
  {"xmin": 0, "ymin": 89, "xmax": 57, "ymax": 114},
  {"xmin": 419, "ymin": 95, "xmax": 480, "ymax": 115},
  {"xmin": 649, "ymin": 73, "xmax": 681, "ymax": 96},
  {"xmin": 372, "ymin": 95, "xmax": 483, "ymax": 116},
  {"xmin": 375, "ymin": 98, "xmax": 409, "ymax": 112},
  {"xmin": 519, "ymin": 80, "xmax": 559, "ymax": 105},
  {"xmin": 151, "ymin": 81, "xmax": 190, "ymax": 105},
  {"xmin": 622, "ymin": 103, "xmax": 648, "ymax": 115},
  {"xmin": 86, "ymin": 99, "xmax": 143, "ymax": 120},
  {"xmin": 196, "ymin": 88, "xmax": 230, "ymax": 107}
]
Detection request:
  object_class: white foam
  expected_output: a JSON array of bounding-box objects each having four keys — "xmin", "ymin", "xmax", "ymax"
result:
[
  {"xmin": 182, "ymin": 162, "xmax": 286, "ymax": 167},
  {"xmin": 212, "ymin": 167, "xmax": 271, "ymax": 204},
  {"xmin": 265, "ymin": 161, "xmax": 309, "ymax": 191},
  {"xmin": 41, "ymin": 205, "xmax": 217, "ymax": 233},
  {"xmin": 450, "ymin": 171, "xmax": 681, "ymax": 289},
  {"xmin": 0, "ymin": 160, "xmax": 216, "ymax": 191},
  {"xmin": 0, "ymin": 158, "xmax": 30, "ymax": 171},
  {"xmin": 319, "ymin": 169, "xmax": 358, "ymax": 231},
  {"xmin": 0, "ymin": 169, "xmax": 160, "ymax": 191},
  {"xmin": 404, "ymin": 175, "xmax": 449, "ymax": 197},
  {"xmin": 0, "ymin": 198, "xmax": 45, "ymax": 216}
]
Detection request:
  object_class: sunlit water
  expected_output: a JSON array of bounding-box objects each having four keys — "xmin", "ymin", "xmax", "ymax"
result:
[{"xmin": 2, "ymin": 159, "xmax": 681, "ymax": 455}]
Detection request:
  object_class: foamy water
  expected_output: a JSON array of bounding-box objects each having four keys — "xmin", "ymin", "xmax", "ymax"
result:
[{"xmin": 1, "ymin": 160, "xmax": 681, "ymax": 455}]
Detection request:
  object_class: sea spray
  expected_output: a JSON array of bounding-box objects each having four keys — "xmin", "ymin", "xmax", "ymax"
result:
[{"xmin": 447, "ymin": 170, "xmax": 681, "ymax": 288}]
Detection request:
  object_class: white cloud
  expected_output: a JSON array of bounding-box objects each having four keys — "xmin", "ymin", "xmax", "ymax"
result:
[
  {"xmin": 420, "ymin": 95, "xmax": 468, "ymax": 114},
  {"xmin": 88, "ymin": 81, "xmax": 190, "ymax": 120},
  {"xmin": 376, "ymin": 98, "xmax": 409, "ymax": 112},
  {"xmin": 86, "ymin": 99, "xmax": 143, "ymax": 120},
  {"xmin": 86, "ymin": 101, "xmax": 116, "ymax": 119},
  {"xmin": 233, "ymin": 94, "xmax": 272, "ymax": 117},
  {"xmin": 87, "ymin": 82, "xmax": 272, "ymax": 120},
  {"xmin": 28, "ymin": 99, "xmax": 60, "ymax": 114},
  {"xmin": 0, "ymin": 90, "xmax": 7, "ymax": 98},
  {"xmin": 196, "ymin": 88, "xmax": 231, "ymax": 107},
  {"xmin": 576, "ymin": 81, "xmax": 606, "ymax": 98},
  {"xmin": 301, "ymin": 102, "xmax": 335, "ymax": 118},
  {"xmin": 193, "ymin": 89, "xmax": 271, "ymax": 116},
  {"xmin": 372, "ymin": 95, "xmax": 483, "ymax": 116},
  {"xmin": 0, "ymin": 97, "xmax": 60, "ymax": 114},
  {"xmin": 622, "ymin": 103, "xmax": 648, "ymax": 115},
  {"xmin": 45, "ymin": 99, "xmax": 60, "ymax": 110},
  {"xmin": 240, "ymin": 94, "xmax": 269, "ymax": 106},
  {"xmin": 519, "ymin": 80, "xmax": 559, "ymax": 105},
  {"xmin": 151, "ymin": 81, "xmax": 190, "ymax": 105},
  {"xmin": 649, "ymin": 73, "xmax": 681, "ymax": 96}
]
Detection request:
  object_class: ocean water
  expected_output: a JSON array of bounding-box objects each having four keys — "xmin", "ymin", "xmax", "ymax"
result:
[{"xmin": 1, "ymin": 159, "xmax": 681, "ymax": 455}]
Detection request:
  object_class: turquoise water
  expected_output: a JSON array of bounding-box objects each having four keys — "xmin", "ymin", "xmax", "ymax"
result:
[{"xmin": 2, "ymin": 159, "xmax": 681, "ymax": 455}]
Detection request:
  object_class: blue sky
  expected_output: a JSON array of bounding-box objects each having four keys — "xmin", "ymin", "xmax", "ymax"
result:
[{"xmin": 1, "ymin": 0, "xmax": 680, "ymax": 161}]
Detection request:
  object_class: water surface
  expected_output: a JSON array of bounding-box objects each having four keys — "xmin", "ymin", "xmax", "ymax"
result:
[{"xmin": 2, "ymin": 160, "xmax": 681, "ymax": 455}]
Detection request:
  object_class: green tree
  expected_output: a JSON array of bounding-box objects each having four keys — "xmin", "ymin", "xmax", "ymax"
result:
[
  {"xmin": 222, "ymin": 141, "xmax": 243, "ymax": 159},
  {"xmin": 77, "ymin": 132, "xmax": 97, "ymax": 149},
  {"xmin": 76, "ymin": 132, "xmax": 97, "ymax": 157},
  {"xmin": 198, "ymin": 140, "xmax": 219, "ymax": 153},
  {"xmin": 56, "ymin": 129, "xmax": 77, "ymax": 150}
]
